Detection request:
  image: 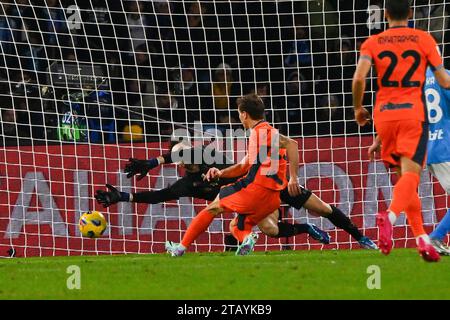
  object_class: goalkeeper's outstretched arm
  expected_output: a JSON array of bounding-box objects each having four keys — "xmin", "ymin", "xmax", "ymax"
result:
[
  {"xmin": 124, "ymin": 144, "xmax": 203, "ymax": 180},
  {"xmin": 124, "ymin": 154, "xmax": 170, "ymax": 181},
  {"xmin": 95, "ymin": 181, "xmax": 185, "ymax": 207}
]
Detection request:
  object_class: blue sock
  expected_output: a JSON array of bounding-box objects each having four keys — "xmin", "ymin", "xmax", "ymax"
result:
[{"xmin": 430, "ymin": 209, "xmax": 450, "ymax": 241}]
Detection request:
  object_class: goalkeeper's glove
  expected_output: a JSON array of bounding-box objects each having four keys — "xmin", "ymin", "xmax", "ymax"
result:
[
  {"xmin": 95, "ymin": 184, "xmax": 129, "ymax": 208},
  {"xmin": 124, "ymin": 158, "xmax": 159, "ymax": 180}
]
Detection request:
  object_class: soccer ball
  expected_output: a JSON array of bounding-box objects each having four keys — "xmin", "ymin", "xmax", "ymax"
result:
[{"xmin": 79, "ymin": 211, "xmax": 107, "ymax": 238}]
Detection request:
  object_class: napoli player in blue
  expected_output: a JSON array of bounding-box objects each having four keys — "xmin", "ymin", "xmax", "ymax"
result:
[{"xmin": 425, "ymin": 68, "xmax": 450, "ymax": 255}]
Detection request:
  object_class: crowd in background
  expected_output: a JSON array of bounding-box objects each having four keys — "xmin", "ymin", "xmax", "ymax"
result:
[{"xmin": 0, "ymin": 0, "xmax": 448, "ymax": 146}]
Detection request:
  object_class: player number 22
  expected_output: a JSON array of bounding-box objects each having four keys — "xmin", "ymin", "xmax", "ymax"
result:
[
  {"xmin": 378, "ymin": 50, "xmax": 421, "ymax": 88},
  {"xmin": 425, "ymin": 88, "xmax": 443, "ymax": 123}
]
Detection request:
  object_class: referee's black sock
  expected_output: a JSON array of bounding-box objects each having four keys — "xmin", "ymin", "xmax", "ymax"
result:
[
  {"xmin": 276, "ymin": 222, "xmax": 310, "ymax": 238},
  {"xmin": 326, "ymin": 205, "xmax": 363, "ymax": 241}
]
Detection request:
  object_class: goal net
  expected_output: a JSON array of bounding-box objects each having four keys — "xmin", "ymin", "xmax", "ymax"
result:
[{"xmin": 0, "ymin": 0, "xmax": 449, "ymax": 257}]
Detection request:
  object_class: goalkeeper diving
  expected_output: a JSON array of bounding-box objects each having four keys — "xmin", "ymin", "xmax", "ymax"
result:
[{"xmin": 95, "ymin": 140, "xmax": 376, "ymax": 250}]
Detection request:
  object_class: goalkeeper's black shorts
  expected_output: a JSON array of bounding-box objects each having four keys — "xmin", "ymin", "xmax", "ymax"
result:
[
  {"xmin": 172, "ymin": 173, "xmax": 312, "ymax": 209},
  {"xmin": 279, "ymin": 185, "xmax": 312, "ymax": 209}
]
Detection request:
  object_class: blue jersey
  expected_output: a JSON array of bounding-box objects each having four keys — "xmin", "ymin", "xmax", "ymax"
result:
[{"xmin": 425, "ymin": 69, "xmax": 450, "ymax": 164}]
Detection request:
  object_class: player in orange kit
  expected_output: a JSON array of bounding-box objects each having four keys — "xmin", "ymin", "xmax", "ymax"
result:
[
  {"xmin": 165, "ymin": 93, "xmax": 301, "ymax": 256},
  {"xmin": 352, "ymin": 0, "xmax": 450, "ymax": 262}
]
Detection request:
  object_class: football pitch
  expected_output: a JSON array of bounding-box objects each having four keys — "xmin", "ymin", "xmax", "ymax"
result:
[{"xmin": 1, "ymin": 248, "xmax": 449, "ymax": 300}]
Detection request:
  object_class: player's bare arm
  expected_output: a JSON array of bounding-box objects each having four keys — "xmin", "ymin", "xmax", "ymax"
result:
[
  {"xmin": 368, "ymin": 135, "xmax": 381, "ymax": 161},
  {"xmin": 280, "ymin": 134, "xmax": 300, "ymax": 196},
  {"xmin": 352, "ymin": 57, "xmax": 373, "ymax": 126},
  {"xmin": 204, "ymin": 155, "xmax": 250, "ymax": 181},
  {"xmin": 433, "ymin": 67, "xmax": 450, "ymax": 89}
]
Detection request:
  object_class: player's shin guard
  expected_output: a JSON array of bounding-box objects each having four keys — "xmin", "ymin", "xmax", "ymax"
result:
[
  {"xmin": 230, "ymin": 224, "xmax": 251, "ymax": 243},
  {"xmin": 326, "ymin": 206, "xmax": 363, "ymax": 241},
  {"xmin": 389, "ymin": 172, "xmax": 420, "ymax": 215},
  {"xmin": 180, "ymin": 209, "xmax": 215, "ymax": 248},
  {"xmin": 404, "ymin": 193, "xmax": 426, "ymax": 237},
  {"xmin": 230, "ymin": 215, "xmax": 254, "ymax": 243}
]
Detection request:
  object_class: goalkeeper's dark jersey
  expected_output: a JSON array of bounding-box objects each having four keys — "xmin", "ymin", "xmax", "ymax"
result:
[
  {"xmin": 135, "ymin": 146, "xmax": 239, "ymax": 203},
  {"xmin": 163, "ymin": 145, "xmax": 234, "ymax": 173},
  {"xmin": 166, "ymin": 146, "xmax": 238, "ymax": 200},
  {"xmin": 134, "ymin": 145, "xmax": 312, "ymax": 209}
]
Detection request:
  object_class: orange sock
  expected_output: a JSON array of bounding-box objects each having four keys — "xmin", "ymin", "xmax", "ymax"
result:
[
  {"xmin": 180, "ymin": 209, "xmax": 215, "ymax": 248},
  {"xmin": 230, "ymin": 224, "xmax": 252, "ymax": 243},
  {"xmin": 404, "ymin": 193, "xmax": 426, "ymax": 237},
  {"xmin": 389, "ymin": 172, "xmax": 420, "ymax": 215}
]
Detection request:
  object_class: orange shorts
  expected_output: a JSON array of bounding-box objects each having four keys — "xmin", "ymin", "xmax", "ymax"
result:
[
  {"xmin": 375, "ymin": 120, "xmax": 428, "ymax": 168},
  {"xmin": 219, "ymin": 181, "xmax": 280, "ymax": 226}
]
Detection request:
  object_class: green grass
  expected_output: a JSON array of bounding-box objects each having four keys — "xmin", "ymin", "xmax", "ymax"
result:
[{"xmin": 1, "ymin": 248, "xmax": 449, "ymax": 300}]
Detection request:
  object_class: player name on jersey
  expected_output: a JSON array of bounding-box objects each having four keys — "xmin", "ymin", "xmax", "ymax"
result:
[{"xmin": 377, "ymin": 34, "xmax": 419, "ymax": 44}]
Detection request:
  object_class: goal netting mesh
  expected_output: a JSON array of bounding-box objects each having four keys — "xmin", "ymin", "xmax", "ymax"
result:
[{"xmin": 0, "ymin": 0, "xmax": 449, "ymax": 257}]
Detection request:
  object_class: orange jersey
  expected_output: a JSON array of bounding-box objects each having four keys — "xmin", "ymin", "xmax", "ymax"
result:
[
  {"xmin": 245, "ymin": 121, "xmax": 287, "ymax": 191},
  {"xmin": 360, "ymin": 27, "xmax": 443, "ymax": 123}
]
